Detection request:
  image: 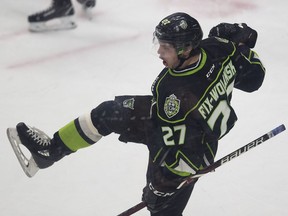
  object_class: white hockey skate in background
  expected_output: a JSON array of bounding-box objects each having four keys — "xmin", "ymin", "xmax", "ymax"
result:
[{"xmin": 7, "ymin": 128, "xmax": 39, "ymax": 177}]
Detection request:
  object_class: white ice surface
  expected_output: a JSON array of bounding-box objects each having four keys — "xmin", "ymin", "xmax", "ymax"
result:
[{"xmin": 1, "ymin": 0, "xmax": 287, "ymax": 215}]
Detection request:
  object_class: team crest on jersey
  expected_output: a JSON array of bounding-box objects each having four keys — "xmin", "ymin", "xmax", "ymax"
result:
[
  {"xmin": 123, "ymin": 98, "xmax": 135, "ymax": 110},
  {"xmin": 164, "ymin": 94, "xmax": 180, "ymax": 118}
]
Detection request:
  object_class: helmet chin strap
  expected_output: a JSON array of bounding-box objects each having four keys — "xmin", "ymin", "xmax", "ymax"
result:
[
  {"xmin": 174, "ymin": 57, "xmax": 187, "ymax": 70},
  {"xmin": 174, "ymin": 48, "xmax": 200, "ymax": 70}
]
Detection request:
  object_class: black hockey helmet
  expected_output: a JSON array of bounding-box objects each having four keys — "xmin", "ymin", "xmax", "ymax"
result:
[{"xmin": 154, "ymin": 12, "xmax": 203, "ymax": 55}]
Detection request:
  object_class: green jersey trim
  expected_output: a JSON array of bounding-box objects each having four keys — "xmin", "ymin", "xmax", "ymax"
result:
[
  {"xmin": 168, "ymin": 48, "xmax": 207, "ymax": 76},
  {"xmin": 156, "ymin": 44, "xmax": 237, "ymax": 124},
  {"xmin": 164, "ymin": 150, "xmax": 200, "ymax": 177}
]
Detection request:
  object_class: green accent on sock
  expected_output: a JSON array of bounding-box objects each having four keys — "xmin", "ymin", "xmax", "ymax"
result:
[{"xmin": 58, "ymin": 120, "xmax": 90, "ymax": 151}]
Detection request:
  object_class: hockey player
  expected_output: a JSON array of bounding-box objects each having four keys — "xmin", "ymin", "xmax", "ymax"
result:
[
  {"xmin": 8, "ymin": 12, "xmax": 265, "ymax": 216},
  {"xmin": 28, "ymin": 0, "xmax": 96, "ymax": 32}
]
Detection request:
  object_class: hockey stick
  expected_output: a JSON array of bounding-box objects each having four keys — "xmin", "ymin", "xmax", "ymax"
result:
[
  {"xmin": 117, "ymin": 201, "xmax": 147, "ymax": 216},
  {"xmin": 117, "ymin": 124, "xmax": 286, "ymax": 216},
  {"xmin": 177, "ymin": 123, "xmax": 286, "ymax": 188}
]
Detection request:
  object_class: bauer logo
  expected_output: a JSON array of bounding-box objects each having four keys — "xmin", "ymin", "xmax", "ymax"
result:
[{"xmin": 221, "ymin": 137, "xmax": 265, "ymax": 164}]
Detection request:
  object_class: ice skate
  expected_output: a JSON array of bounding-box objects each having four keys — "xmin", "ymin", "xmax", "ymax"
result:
[
  {"xmin": 7, "ymin": 123, "xmax": 57, "ymax": 177},
  {"xmin": 28, "ymin": 0, "xmax": 76, "ymax": 32},
  {"xmin": 77, "ymin": 0, "xmax": 96, "ymax": 19}
]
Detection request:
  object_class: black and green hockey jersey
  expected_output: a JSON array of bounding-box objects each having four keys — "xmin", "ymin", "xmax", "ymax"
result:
[{"xmin": 149, "ymin": 37, "xmax": 265, "ymax": 177}]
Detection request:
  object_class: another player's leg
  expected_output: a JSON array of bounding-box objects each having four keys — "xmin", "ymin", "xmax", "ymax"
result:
[
  {"xmin": 76, "ymin": 0, "xmax": 96, "ymax": 9},
  {"xmin": 76, "ymin": 0, "xmax": 97, "ymax": 19},
  {"xmin": 28, "ymin": 0, "xmax": 76, "ymax": 32}
]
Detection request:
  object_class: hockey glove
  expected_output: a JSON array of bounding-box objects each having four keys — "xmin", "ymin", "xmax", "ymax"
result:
[
  {"xmin": 142, "ymin": 182, "xmax": 176, "ymax": 214},
  {"xmin": 208, "ymin": 23, "xmax": 258, "ymax": 48}
]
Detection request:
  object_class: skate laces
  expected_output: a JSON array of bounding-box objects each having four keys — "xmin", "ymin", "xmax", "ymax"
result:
[{"xmin": 27, "ymin": 126, "xmax": 51, "ymax": 147}]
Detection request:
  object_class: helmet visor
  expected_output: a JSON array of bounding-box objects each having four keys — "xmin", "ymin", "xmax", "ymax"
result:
[{"xmin": 152, "ymin": 33, "xmax": 177, "ymax": 54}]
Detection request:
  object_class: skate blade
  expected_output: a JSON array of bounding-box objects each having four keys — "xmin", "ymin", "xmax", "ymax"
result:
[
  {"xmin": 7, "ymin": 128, "xmax": 39, "ymax": 177},
  {"xmin": 29, "ymin": 16, "xmax": 77, "ymax": 32}
]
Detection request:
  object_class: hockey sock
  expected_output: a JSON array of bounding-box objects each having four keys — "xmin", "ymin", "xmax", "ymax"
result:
[{"xmin": 55, "ymin": 113, "xmax": 102, "ymax": 152}]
